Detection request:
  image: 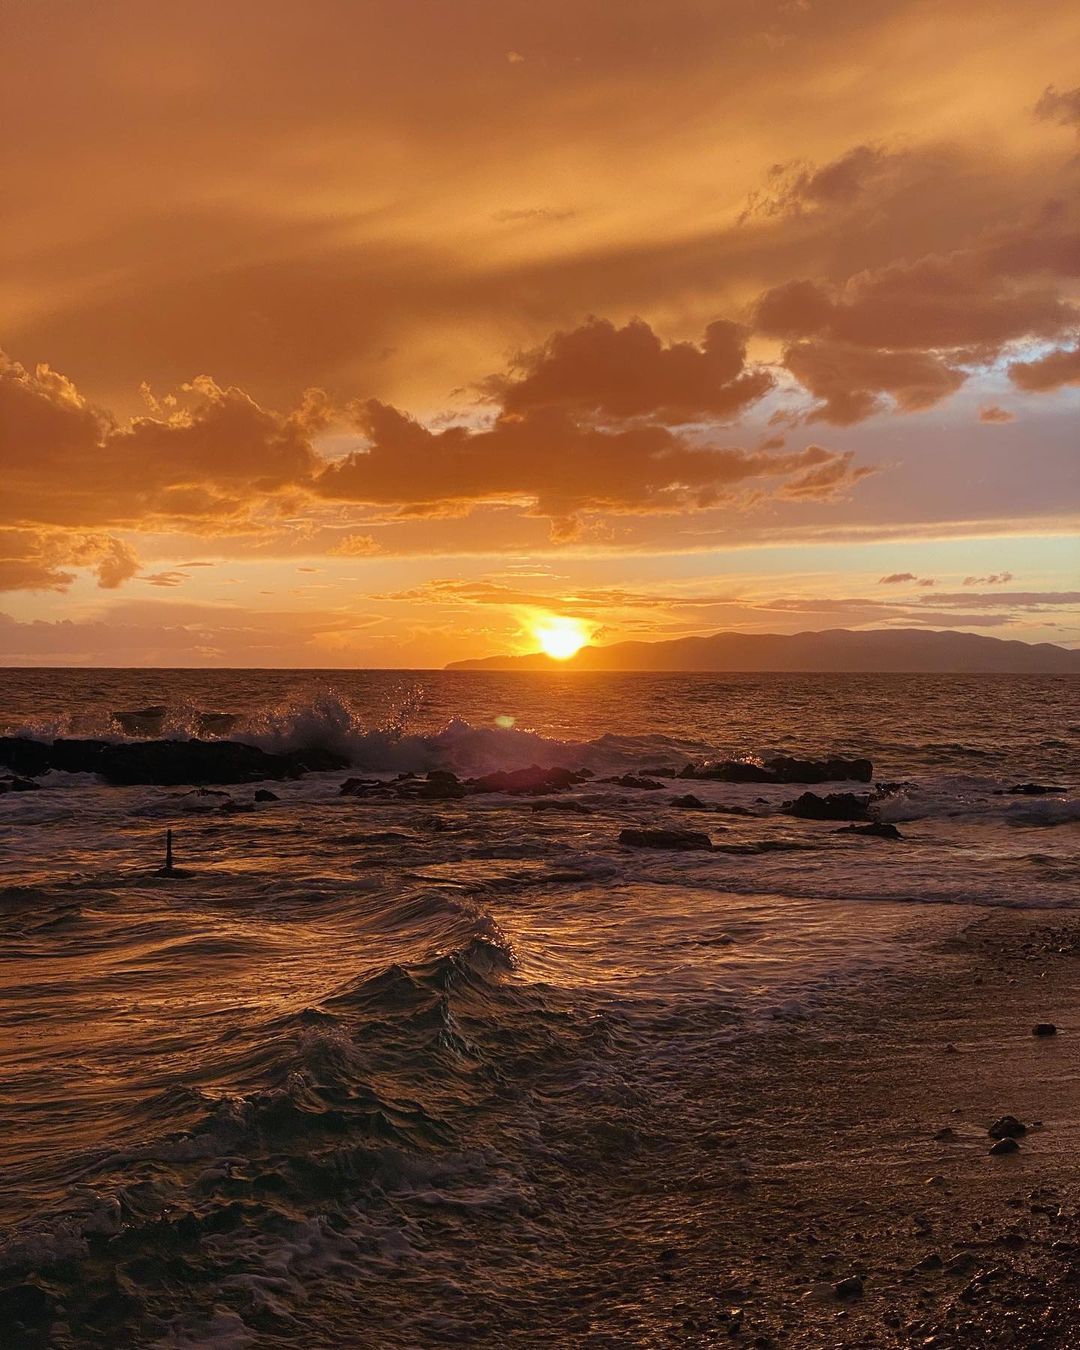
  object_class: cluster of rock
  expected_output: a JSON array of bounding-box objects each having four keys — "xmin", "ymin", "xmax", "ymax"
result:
[
  {"xmin": 0, "ymin": 737, "xmax": 347, "ymax": 786},
  {"xmin": 340, "ymin": 764, "xmax": 594, "ymax": 801},
  {"xmin": 678, "ymin": 755, "xmax": 873, "ymax": 784}
]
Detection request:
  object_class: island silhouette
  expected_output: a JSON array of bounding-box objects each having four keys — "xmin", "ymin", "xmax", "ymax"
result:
[{"xmin": 447, "ymin": 627, "xmax": 1080, "ymax": 673}]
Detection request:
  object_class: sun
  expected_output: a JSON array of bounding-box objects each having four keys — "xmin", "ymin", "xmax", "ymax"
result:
[{"xmin": 532, "ymin": 615, "xmax": 590, "ymax": 661}]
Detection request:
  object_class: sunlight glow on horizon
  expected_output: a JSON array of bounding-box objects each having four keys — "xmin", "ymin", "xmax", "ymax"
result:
[{"xmin": 530, "ymin": 616, "xmax": 591, "ymax": 661}]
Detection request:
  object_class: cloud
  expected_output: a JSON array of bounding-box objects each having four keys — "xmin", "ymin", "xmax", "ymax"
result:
[
  {"xmin": 877, "ymin": 572, "xmax": 937, "ymax": 587},
  {"xmin": 139, "ymin": 570, "xmax": 189, "ymax": 587},
  {"xmin": 776, "ymin": 450, "xmax": 876, "ymax": 499},
  {"xmin": 317, "ymin": 398, "xmax": 864, "ymax": 520},
  {"xmin": 750, "ymin": 196, "xmax": 1080, "ymax": 422},
  {"xmin": 490, "ymin": 317, "xmax": 773, "ymax": 425},
  {"xmin": 0, "ymin": 528, "xmax": 140, "ymax": 592},
  {"xmin": 1036, "ymin": 85, "xmax": 1080, "ymax": 132},
  {"xmin": 330, "ymin": 533, "xmax": 383, "ymax": 557},
  {"xmin": 783, "ymin": 340, "xmax": 965, "ymax": 423},
  {"xmin": 1009, "ymin": 343, "xmax": 1080, "ymax": 392},
  {"xmin": 962, "ymin": 572, "xmax": 1015, "ymax": 586},
  {"xmin": 978, "ymin": 404, "xmax": 1015, "ymax": 423},
  {"xmin": 740, "ymin": 144, "xmax": 909, "ymax": 222},
  {"xmin": 1, "ymin": 353, "xmax": 323, "ymax": 530}
]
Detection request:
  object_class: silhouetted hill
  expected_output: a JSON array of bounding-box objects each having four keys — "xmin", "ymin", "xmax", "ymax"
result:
[{"xmin": 446, "ymin": 628, "xmax": 1080, "ymax": 674}]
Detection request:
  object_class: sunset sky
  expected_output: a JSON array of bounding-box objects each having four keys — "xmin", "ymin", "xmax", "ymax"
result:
[{"xmin": 3, "ymin": 0, "xmax": 1079, "ymax": 666}]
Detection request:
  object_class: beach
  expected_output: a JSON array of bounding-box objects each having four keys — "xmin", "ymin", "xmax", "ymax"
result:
[{"xmin": 1, "ymin": 671, "xmax": 1077, "ymax": 1346}]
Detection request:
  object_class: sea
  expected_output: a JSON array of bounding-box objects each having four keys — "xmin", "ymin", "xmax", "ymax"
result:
[{"xmin": 1, "ymin": 669, "xmax": 1077, "ymax": 1346}]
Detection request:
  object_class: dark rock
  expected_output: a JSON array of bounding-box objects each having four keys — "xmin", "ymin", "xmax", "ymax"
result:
[
  {"xmin": 989, "ymin": 1116, "xmax": 1027, "ymax": 1139},
  {"xmin": 254, "ymin": 789, "xmax": 279, "ymax": 802},
  {"xmin": 0, "ymin": 736, "xmax": 55, "ymax": 777},
  {"xmin": 0, "ymin": 736, "xmax": 347, "ymax": 785},
  {"xmin": 0, "ymin": 775, "xmax": 41, "ymax": 793},
  {"xmin": 618, "ymin": 828, "xmax": 712, "ymax": 851},
  {"xmin": 833, "ymin": 1276, "xmax": 864, "ymax": 1299},
  {"xmin": 1005, "ymin": 783, "xmax": 1068, "ymax": 796},
  {"xmin": 680, "ymin": 755, "xmax": 873, "ymax": 785},
  {"xmin": 530, "ymin": 799, "xmax": 593, "ymax": 813},
  {"xmin": 1032, "ymin": 1023, "xmax": 1057, "ymax": 1037},
  {"xmin": 468, "ymin": 764, "xmax": 587, "ymax": 795},
  {"xmin": 990, "ymin": 1137, "xmax": 1021, "ymax": 1156},
  {"xmin": 914, "ymin": 1253, "xmax": 944, "ymax": 1272},
  {"xmin": 340, "ymin": 777, "xmax": 383, "ymax": 796},
  {"xmin": 715, "ymin": 804, "xmax": 757, "ymax": 816},
  {"xmin": 934, "ymin": 1127, "xmax": 958, "ymax": 1141},
  {"xmin": 836, "ymin": 821, "xmax": 903, "ymax": 839},
  {"xmin": 784, "ymin": 792, "xmax": 872, "ymax": 821},
  {"xmin": 600, "ymin": 774, "xmax": 665, "ymax": 790},
  {"xmin": 417, "ymin": 770, "xmax": 467, "ymax": 799},
  {"xmin": 220, "ymin": 799, "xmax": 255, "ymax": 814},
  {"xmin": 669, "ymin": 793, "xmax": 706, "ymax": 808}
]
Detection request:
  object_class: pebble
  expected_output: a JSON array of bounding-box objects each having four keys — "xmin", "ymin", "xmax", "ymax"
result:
[
  {"xmin": 990, "ymin": 1138, "xmax": 1021, "ymax": 1156},
  {"xmin": 833, "ymin": 1276, "xmax": 864, "ymax": 1299},
  {"xmin": 988, "ymin": 1115, "xmax": 1026, "ymax": 1139},
  {"xmin": 1032, "ymin": 1023, "xmax": 1058, "ymax": 1037}
]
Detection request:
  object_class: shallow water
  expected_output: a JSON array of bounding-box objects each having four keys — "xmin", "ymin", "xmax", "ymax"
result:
[{"xmin": 0, "ymin": 671, "xmax": 1076, "ymax": 1344}]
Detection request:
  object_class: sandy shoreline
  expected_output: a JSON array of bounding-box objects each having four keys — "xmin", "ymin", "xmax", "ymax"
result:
[
  {"xmin": 563, "ymin": 907, "xmax": 1080, "ymax": 1348},
  {"xmin": 259, "ymin": 903, "xmax": 1080, "ymax": 1349}
]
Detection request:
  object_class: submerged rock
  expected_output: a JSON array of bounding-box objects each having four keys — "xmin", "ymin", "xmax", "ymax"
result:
[
  {"xmin": 254, "ymin": 789, "xmax": 279, "ymax": 802},
  {"xmin": 669, "ymin": 793, "xmax": 707, "ymax": 808},
  {"xmin": 1004, "ymin": 783, "xmax": 1069, "ymax": 796},
  {"xmin": 0, "ymin": 776, "xmax": 41, "ymax": 793},
  {"xmin": 835, "ymin": 821, "xmax": 903, "ymax": 839},
  {"xmin": 468, "ymin": 765, "xmax": 589, "ymax": 795},
  {"xmin": 600, "ymin": 774, "xmax": 665, "ymax": 790},
  {"xmin": 618, "ymin": 828, "xmax": 712, "ymax": 851},
  {"xmin": 679, "ymin": 755, "xmax": 873, "ymax": 785},
  {"xmin": 783, "ymin": 792, "xmax": 872, "ymax": 821},
  {"xmin": 340, "ymin": 777, "xmax": 384, "ymax": 797}
]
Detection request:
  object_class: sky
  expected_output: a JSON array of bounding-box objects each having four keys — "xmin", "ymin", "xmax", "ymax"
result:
[{"xmin": 2, "ymin": 0, "xmax": 1078, "ymax": 667}]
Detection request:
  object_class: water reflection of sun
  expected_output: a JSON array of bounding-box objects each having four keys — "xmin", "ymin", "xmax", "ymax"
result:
[{"xmin": 531, "ymin": 616, "xmax": 589, "ymax": 660}]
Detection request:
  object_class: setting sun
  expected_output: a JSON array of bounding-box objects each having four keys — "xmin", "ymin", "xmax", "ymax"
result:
[{"xmin": 531, "ymin": 616, "xmax": 590, "ymax": 661}]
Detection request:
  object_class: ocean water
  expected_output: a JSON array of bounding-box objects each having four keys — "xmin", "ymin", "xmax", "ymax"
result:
[{"xmin": 1, "ymin": 670, "xmax": 1077, "ymax": 1346}]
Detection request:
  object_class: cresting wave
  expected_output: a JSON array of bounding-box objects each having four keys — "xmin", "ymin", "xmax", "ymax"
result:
[
  {"xmin": 0, "ymin": 899, "xmax": 557, "ymax": 1291},
  {"xmin": 6, "ymin": 688, "xmax": 704, "ymax": 778}
]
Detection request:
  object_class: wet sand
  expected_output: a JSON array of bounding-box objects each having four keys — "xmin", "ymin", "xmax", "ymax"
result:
[
  {"xmin": 354, "ymin": 907, "xmax": 1080, "ymax": 1349},
  {"xmin": 548, "ymin": 908, "xmax": 1080, "ymax": 1348}
]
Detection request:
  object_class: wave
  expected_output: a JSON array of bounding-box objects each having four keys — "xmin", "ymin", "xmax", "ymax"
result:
[{"xmin": 7, "ymin": 688, "xmax": 704, "ymax": 777}]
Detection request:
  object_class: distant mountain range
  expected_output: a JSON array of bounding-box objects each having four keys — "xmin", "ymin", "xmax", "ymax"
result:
[{"xmin": 446, "ymin": 628, "xmax": 1080, "ymax": 674}]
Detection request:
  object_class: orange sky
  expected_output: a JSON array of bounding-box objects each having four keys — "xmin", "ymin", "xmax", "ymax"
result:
[{"xmin": 2, "ymin": 0, "xmax": 1079, "ymax": 665}]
